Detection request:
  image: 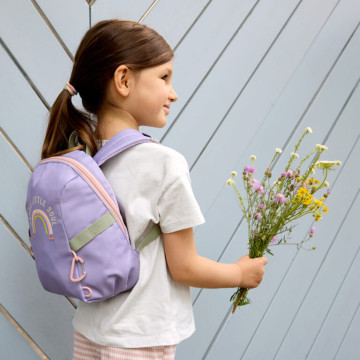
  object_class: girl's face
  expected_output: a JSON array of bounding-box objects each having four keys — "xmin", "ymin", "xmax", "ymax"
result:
[{"xmin": 128, "ymin": 60, "xmax": 178, "ymax": 128}]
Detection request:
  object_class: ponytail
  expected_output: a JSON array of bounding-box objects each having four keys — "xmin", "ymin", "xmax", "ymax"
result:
[{"xmin": 41, "ymin": 89, "xmax": 98, "ymax": 159}]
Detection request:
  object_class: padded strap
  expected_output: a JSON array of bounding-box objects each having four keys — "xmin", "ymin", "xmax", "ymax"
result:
[
  {"xmin": 136, "ymin": 224, "xmax": 162, "ymax": 251},
  {"xmin": 69, "ymin": 212, "xmax": 117, "ymax": 252},
  {"xmin": 93, "ymin": 129, "xmax": 156, "ymax": 166}
]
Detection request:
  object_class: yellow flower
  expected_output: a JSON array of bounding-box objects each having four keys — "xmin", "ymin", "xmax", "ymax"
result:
[
  {"xmin": 313, "ymin": 213, "xmax": 322, "ymax": 221},
  {"xmin": 298, "ymin": 187, "xmax": 309, "ymax": 195},
  {"xmin": 303, "ymin": 197, "xmax": 313, "ymax": 206},
  {"xmin": 306, "ymin": 177, "xmax": 320, "ymax": 185}
]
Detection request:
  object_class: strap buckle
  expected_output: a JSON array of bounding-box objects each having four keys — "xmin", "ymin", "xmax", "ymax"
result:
[{"xmin": 70, "ymin": 250, "xmax": 87, "ymax": 282}]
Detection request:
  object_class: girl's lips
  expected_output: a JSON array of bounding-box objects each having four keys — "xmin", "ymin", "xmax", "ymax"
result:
[{"xmin": 163, "ymin": 105, "xmax": 170, "ymax": 114}]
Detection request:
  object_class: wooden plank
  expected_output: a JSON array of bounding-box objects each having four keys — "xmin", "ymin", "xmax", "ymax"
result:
[
  {"xmin": 34, "ymin": 0, "xmax": 89, "ymax": 56},
  {"xmin": 0, "ymin": 307, "xmax": 42, "ymax": 360},
  {"xmin": 184, "ymin": 17, "xmax": 360, "ymax": 360},
  {"xmin": 0, "ymin": 134, "xmax": 32, "ymax": 242},
  {"xmin": 0, "ymin": 0, "xmax": 73, "ymax": 106},
  {"xmin": 143, "ymin": 0, "xmax": 259, "ymax": 141},
  {"xmin": 141, "ymin": 0, "xmax": 209, "ymax": 49},
  {"xmin": 91, "ymin": 0, "xmax": 154, "ymax": 25},
  {"xmin": 307, "ymin": 234, "xmax": 360, "ymax": 359},
  {"xmin": 0, "ymin": 223, "xmax": 75, "ymax": 360},
  {"xmin": 274, "ymin": 153, "xmax": 360, "ymax": 355},
  {"xmin": 0, "ymin": 45, "xmax": 47, "ymax": 168},
  {"xmin": 334, "ymin": 302, "xmax": 360, "ymax": 359}
]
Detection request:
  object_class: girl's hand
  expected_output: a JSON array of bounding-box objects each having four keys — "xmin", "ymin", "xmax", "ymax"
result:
[{"xmin": 235, "ymin": 255, "xmax": 268, "ymax": 289}]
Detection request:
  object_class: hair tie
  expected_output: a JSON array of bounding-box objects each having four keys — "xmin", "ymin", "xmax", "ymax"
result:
[{"xmin": 64, "ymin": 82, "xmax": 78, "ymax": 96}]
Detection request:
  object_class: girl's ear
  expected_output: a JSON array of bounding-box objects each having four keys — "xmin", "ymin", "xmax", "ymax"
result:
[{"xmin": 114, "ymin": 65, "xmax": 131, "ymax": 97}]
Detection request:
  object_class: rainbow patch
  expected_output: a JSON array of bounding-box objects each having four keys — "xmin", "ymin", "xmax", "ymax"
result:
[{"xmin": 32, "ymin": 209, "xmax": 54, "ymax": 240}]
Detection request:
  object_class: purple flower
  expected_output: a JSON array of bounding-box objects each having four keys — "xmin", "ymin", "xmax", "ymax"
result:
[
  {"xmin": 254, "ymin": 212, "xmax": 262, "ymax": 221},
  {"xmin": 251, "ymin": 178, "xmax": 260, "ymax": 188},
  {"xmin": 309, "ymin": 227, "xmax": 316, "ymax": 237},
  {"xmin": 251, "ymin": 178, "xmax": 264, "ymax": 194},
  {"xmin": 244, "ymin": 166, "xmax": 256, "ymax": 174},
  {"xmin": 274, "ymin": 192, "xmax": 288, "ymax": 204},
  {"xmin": 258, "ymin": 203, "xmax": 266, "ymax": 209},
  {"xmin": 281, "ymin": 169, "xmax": 294, "ymax": 178},
  {"xmin": 271, "ymin": 237, "xmax": 278, "ymax": 244}
]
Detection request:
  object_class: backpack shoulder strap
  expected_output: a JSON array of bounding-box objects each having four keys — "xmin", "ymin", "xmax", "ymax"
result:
[
  {"xmin": 93, "ymin": 129, "xmax": 157, "ymax": 166},
  {"xmin": 136, "ymin": 224, "xmax": 161, "ymax": 251}
]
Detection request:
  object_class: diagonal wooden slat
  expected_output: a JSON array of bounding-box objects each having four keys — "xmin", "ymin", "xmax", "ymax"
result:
[
  {"xmin": 0, "ymin": 304, "xmax": 50, "ymax": 360},
  {"xmin": 30, "ymin": 0, "xmax": 74, "ymax": 61},
  {"xmin": 138, "ymin": 0, "xmax": 159, "ymax": 23}
]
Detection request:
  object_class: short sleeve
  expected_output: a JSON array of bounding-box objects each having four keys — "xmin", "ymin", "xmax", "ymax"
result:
[{"xmin": 157, "ymin": 171, "xmax": 205, "ymax": 234}]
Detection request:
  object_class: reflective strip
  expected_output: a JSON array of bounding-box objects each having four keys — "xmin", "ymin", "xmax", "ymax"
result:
[
  {"xmin": 137, "ymin": 224, "xmax": 161, "ymax": 251},
  {"xmin": 69, "ymin": 212, "xmax": 117, "ymax": 252}
]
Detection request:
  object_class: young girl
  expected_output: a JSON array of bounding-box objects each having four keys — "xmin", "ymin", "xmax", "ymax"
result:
[{"xmin": 42, "ymin": 20, "xmax": 267, "ymax": 360}]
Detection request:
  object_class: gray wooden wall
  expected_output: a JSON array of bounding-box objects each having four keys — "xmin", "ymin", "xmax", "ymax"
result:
[{"xmin": 1, "ymin": 1, "xmax": 360, "ymax": 359}]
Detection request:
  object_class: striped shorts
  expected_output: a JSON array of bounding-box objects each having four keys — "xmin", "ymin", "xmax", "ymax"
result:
[{"xmin": 73, "ymin": 331, "xmax": 177, "ymax": 360}]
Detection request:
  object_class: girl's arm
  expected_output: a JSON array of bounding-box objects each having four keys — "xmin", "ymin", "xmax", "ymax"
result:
[{"xmin": 163, "ymin": 228, "xmax": 267, "ymax": 289}]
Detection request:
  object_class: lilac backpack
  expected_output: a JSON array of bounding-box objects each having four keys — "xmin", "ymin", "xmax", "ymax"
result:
[{"xmin": 26, "ymin": 129, "xmax": 160, "ymax": 303}]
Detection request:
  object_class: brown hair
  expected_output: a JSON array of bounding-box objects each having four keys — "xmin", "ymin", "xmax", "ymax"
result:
[{"xmin": 41, "ymin": 20, "xmax": 174, "ymax": 159}]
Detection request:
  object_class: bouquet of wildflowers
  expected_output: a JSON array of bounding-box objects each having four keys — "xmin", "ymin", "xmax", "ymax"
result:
[{"xmin": 227, "ymin": 127, "xmax": 341, "ymax": 313}]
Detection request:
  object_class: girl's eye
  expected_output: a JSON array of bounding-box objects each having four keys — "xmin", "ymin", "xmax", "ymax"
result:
[{"xmin": 161, "ymin": 74, "xmax": 168, "ymax": 80}]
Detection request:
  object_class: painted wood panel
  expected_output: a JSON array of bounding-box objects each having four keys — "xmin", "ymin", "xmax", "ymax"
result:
[
  {"xmin": 34, "ymin": 0, "xmax": 90, "ymax": 56},
  {"xmin": 1, "ymin": 0, "xmax": 73, "ymax": 106},
  {"xmin": 0, "ymin": 45, "xmax": 47, "ymax": 168},
  {"xmin": 335, "ymin": 302, "xmax": 360, "ymax": 360},
  {"xmin": 0, "ymin": 309, "xmax": 41, "ymax": 360},
  {"xmin": 1, "ymin": 1, "xmax": 360, "ymax": 359},
  {"xmin": 91, "ymin": 0, "xmax": 155, "ymax": 24},
  {"xmin": 0, "ymin": 133, "xmax": 33, "ymax": 242},
  {"xmin": 141, "ymin": 0, "xmax": 209, "ymax": 49},
  {"xmin": 307, "ymin": 240, "xmax": 360, "ymax": 358}
]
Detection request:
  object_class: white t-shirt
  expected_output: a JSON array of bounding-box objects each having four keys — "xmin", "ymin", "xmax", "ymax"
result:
[{"xmin": 72, "ymin": 140, "xmax": 205, "ymax": 348}]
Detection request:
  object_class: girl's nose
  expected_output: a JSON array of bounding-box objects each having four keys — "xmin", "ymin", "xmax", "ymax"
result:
[{"xmin": 169, "ymin": 85, "xmax": 178, "ymax": 102}]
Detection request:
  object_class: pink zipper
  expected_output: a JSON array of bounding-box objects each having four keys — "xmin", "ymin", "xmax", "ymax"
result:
[{"xmin": 41, "ymin": 156, "xmax": 128, "ymax": 238}]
